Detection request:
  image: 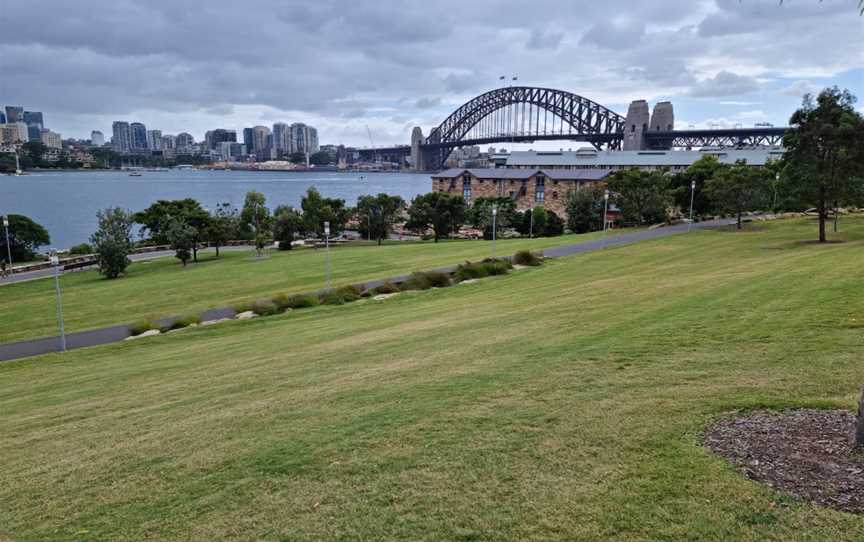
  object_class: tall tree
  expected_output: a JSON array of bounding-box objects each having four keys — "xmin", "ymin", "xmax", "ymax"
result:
[
  {"xmin": 272, "ymin": 205, "xmax": 303, "ymax": 250},
  {"xmin": 356, "ymin": 194, "xmax": 405, "ymax": 245},
  {"xmin": 90, "ymin": 207, "xmax": 134, "ymax": 279},
  {"xmin": 564, "ymin": 184, "xmax": 606, "ymax": 234},
  {"xmin": 0, "ymin": 214, "xmax": 50, "ymax": 262},
  {"xmin": 607, "ymin": 168, "xmax": 672, "ymax": 225},
  {"xmin": 404, "ymin": 192, "xmax": 467, "ymax": 242},
  {"xmin": 671, "ymin": 155, "xmax": 728, "ymax": 218},
  {"xmin": 241, "ymin": 191, "xmax": 272, "ymax": 256},
  {"xmin": 206, "ymin": 203, "xmax": 238, "ymax": 257},
  {"xmin": 705, "ymin": 160, "xmax": 772, "ymax": 230},
  {"xmin": 300, "ymin": 187, "xmax": 348, "ymax": 238},
  {"xmin": 467, "ymin": 197, "xmax": 518, "ymax": 240},
  {"xmin": 165, "ymin": 218, "xmax": 196, "ymax": 267},
  {"xmin": 782, "ymin": 87, "xmax": 864, "ymax": 242}
]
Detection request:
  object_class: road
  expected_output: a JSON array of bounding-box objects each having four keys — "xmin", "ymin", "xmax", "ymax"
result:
[{"xmin": 0, "ymin": 220, "xmax": 731, "ymax": 362}]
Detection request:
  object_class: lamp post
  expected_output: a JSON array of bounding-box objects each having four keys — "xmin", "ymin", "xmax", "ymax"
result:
[
  {"xmin": 2, "ymin": 215, "xmax": 11, "ymax": 268},
  {"xmin": 688, "ymin": 180, "xmax": 696, "ymax": 233},
  {"xmin": 529, "ymin": 209, "xmax": 534, "ymax": 239},
  {"xmin": 491, "ymin": 205, "xmax": 498, "ymax": 259},
  {"xmin": 601, "ymin": 190, "xmax": 610, "ymax": 249},
  {"xmin": 50, "ymin": 254, "xmax": 66, "ymax": 352},
  {"xmin": 324, "ymin": 221, "xmax": 331, "ymax": 291},
  {"xmin": 773, "ymin": 172, "xmax": 780, "ymax": 212}
]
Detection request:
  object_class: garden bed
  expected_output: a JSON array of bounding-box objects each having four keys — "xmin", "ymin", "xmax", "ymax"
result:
[{"xmin": 704, "ymin": 409, "xmax": 863, "ymax": 514}]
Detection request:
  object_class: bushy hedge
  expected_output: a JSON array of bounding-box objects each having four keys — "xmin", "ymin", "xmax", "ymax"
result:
[
  {"xmin": 455, "ymin": 259, "xmax": 513, "ymax": 281},
  {"xmin": 252, "ymin": 299, "xmax": 279, "ymax": 316},
  {"xmin": 371, "ymin": 281, "xmax": 400, "ymax": 295},
  {"xmin": 69, "ymin": 243, "xmax": 93, "ymax": 255},
  {"xmin": 400, "ymin": 272, "xmax": 433, "ymax": 291},
  {"xmin": 321, "ymin": 285, "xmax": 363, "ymax": 305},
  {"xmin": 170, "ymin": 313, "xmax": 201, "ymax": 330},
  {"xmin": 481, "ymin": 258, "xmax": 513, "ymax": 275},
  {"xmin": 129, "ymin": 320, "xmax": 157, "ymax": 335},
  {"xmin": 423, "ymin": 270, "xmax": 451, "ymax": 288},
  {"xmin": 512, "ymin": 250, "xmax": 543, "ymax": 266},
  {"xmin": 285, "ymin": 294, "xmax": 319, "ymax": 309}
]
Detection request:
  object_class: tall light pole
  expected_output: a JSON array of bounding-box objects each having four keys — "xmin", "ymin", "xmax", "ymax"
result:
[
  {"xmin": 324, "ymin": 221, "xmax": 331, "ymax": 291},
  {"xmin": 50, "ymin": 254, "xmax": 66, "ymax": 352},
  {"xmin": 529, "ymin": 209, "xmax": 534, "ymax": 239},
  {"xmin": 491, "ymin": 205, "xmax": 498, "ymax": 259},
  {"xmin": 601, "ymin": 190, "xmax": 610, "ymax": 249},
  {"xmin": 773, "ymin": 172, "xmax": 780, "ymax": 212},
  {"xmin": 688, "ymin": 180, "xmax": 696, "ymax": 233},
  {"xmin": 2, "ymin": 215, "xmax": 11, "ymax": 268}
]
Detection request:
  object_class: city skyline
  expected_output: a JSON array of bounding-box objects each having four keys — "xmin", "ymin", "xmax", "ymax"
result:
[{"xmin": 1, "ymin": 1, "xmax": 861, "ymax": 148}]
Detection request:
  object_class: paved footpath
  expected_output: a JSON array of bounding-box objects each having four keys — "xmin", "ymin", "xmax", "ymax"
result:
[{"xmin": 0, "ymin": 220, "xmax": 730, "ymax": 363}]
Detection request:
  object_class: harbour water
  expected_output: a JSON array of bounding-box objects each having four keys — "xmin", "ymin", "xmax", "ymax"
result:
[{"xmin": 2, "ymin": 169, "xmax": 432, "ymax": 249}]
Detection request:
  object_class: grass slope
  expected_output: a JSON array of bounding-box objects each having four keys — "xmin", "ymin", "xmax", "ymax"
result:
[
  {"xmin": 0, "ymin": 231, "xmax": 611, "ymax": 344},
  {"xmin": 1, "ymin": 218, "xmax": 863, "ymax": 541}
]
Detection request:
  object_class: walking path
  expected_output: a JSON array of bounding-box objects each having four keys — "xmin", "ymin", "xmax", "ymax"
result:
[{"xmin": 0, "ymin": 220, "xmax": 730, "ymax": 362}]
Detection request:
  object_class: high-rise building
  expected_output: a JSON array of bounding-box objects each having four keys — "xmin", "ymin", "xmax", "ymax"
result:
[
  {"xmin": 91, "ymin": 130, "xmax": 105, "ymax": 146},
  {"xmin": 0, "ymin": 112, "xmax": 5, "ymax": 124},
  {"xmin": 288, "ymin": 123, "xmax": 320, "ymax": 155},
  {"xmin": 176, "ymin": 132, "xmax": 194, "ymax": 150},
  {"xmin": 0, "ymin": 124, "xmax": 23, "ymax": 144},
  {"xmin": 146, "ymin": 129, "xmax": 163, "ymax": 150},
  {"xmin": 243, "ymin": 127, "xmax": 254, "ymax": 150},
  {"xmin": 252, "ymin": 125, "xmax": 270, "ymax": 155},
  {"xmin": 130, "ymin": 122, "xmax": 148, "ymax": 150},
  {"xmin": 40, "ymin": 129, "xmax": 62, "ymax": 149},
  {"xmin": 272, "ymin": 122, "xmax": 290, "ymax": 154},
  {"xmin": 161, "ymin": 134, "xmax": 176, "ymax": 150},
  {"xmin": 23, "ymin": 111, "xmax": 43, "ymax": 142},
  {"xmin": 204, "ymin": 128, "xmax": 237, "ymax": 150},
  {"xmin": 4, "ymin": 106, "xmax": 23, "ymax": 124},
  {"xmin": 112, "ymin": 121, "xmax": 132, "ymax": 153}
]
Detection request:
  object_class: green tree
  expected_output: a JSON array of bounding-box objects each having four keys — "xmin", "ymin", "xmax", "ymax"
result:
[
  {"xmin": 564, "ymin": 184, "xmax": 606, "ymax": 233},
  {"xmin": 671, "ymin": 155, "xmax": 728, "ymax": 218},
  {"xmin": 356, "ymin": 193, "xmax": 405, "ymax": 245},
  {"xmin": 782, "ymin": 87, "xmax": 864, "ymax": 242},
  {"xmin": 607, "ymin": 168, "xmax": 672, "ymax": 225},
  {"xmin": 272, "ymin": 205, "xmax": 303, "ymax": 250},
  {"xmin": 206, "ymin": 203, "xmax": 238, "ymax": 257},
  {"xmin": 134, "ymin": 199, "xmax": 210, "ymax": 262},
  {"xmin": 0, "ymin": 214, "xmax": 50, "ymax": 262},
  {"xmin": 241, "ymin": 191, "xmax": 272, "ymax": 256},
  {"xmin": 404, "ymin": 192, "xmax": 467, "ymax": 242},
  {"xmin": 705, "ymin": 160, "xmax": 772, "ymax": 230},
  {"xmin": 165, "ymin": 218, "xmax": 196, "ymax": 266},
  {"xmin": 300, "ymin": 187, "xmax": 348, "ymax": 238},
  {"xmin": 89, "ymin": 207, "xmax": 134, "ymax": 279},
  {"xmin": 545, "ymin": 210, "xmax": 565, "ymax": 236},
  {"xmin": 288, "ymin": 152, "xmax": 306, "ymax": 164},
  {"xmin": 309, "ymin": 151, "xmax": 333, "ymax": 166},
  {"xmin": 468, "ymin": 197, "xmax": 518, "ymax": 240},
  {"xmin": 22, "ymin": 141, "xmax": 47, "ymax": 167}
]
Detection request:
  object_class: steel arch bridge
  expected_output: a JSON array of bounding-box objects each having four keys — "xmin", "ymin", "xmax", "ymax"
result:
[
  {"xmin": 358, "ymin": 86, "xmax": 789, "ymax": 170},
  {"xmin": 418, "ymin": 86, "xmax": 626, "ymax": 170}
]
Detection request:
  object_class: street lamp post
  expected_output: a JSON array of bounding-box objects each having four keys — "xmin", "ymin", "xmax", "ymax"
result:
[
  {"xmin": 324, "ymin": 221, "xmax": 331, "ymax": 291},
  {"xmin": 529, "ymin": 209, "xmax": 534, "ymax": 239},
  {"xmin": 601, "ymin": 190, "xmax": 610, "ymax": 249},
  {"xmin": 688, "ymin": 180, "xmax": 696, "ymax": 233},
  {"xmin": 2, "ymin": 215, "xmax": 11, "ymax": 268},
  {"xmin": 50, "ymin": 254, "xmax": 66, "ymax": 352},
  {"xmin": 773, "ymin": 172, "xmax": 780, "ymax": 212},
  {"xmin": 491, "ymin": 205, "xmax": 498, "ymax": 259}
]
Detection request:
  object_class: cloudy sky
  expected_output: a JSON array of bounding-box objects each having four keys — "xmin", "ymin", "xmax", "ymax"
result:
[{"xmin": 1, "ymin": 0, "xmax": 861, "ymax": 148}]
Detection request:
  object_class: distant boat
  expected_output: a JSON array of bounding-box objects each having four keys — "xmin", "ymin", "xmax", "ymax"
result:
[{"xmin": 129, "ymin": 171, "xmax": 143, "ymax": 177}]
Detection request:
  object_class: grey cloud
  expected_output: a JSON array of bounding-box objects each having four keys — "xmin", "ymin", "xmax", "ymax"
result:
[
  {"xmin": 689, "ymin": 71, "xmax": 760, "ymax": 98},
  {"xmin": 414, "ymin": 97, "xmax": 442, "ymax": 109},
  {"xmin": 579, "ymin": 20, "xmax": 645, "ymax": 50},
  {"xmin": 526, "ymin": 28, "xmax": 563, "ymax": 50}
]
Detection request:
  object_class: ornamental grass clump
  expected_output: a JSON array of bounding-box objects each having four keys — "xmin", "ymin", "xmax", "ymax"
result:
[
  {"xmin": 512, "ymin": 249, "xmax": 543, "ymax": 266},
  {"xmin": 170, "ymin": 313, "xmax": 201, "ymax": 330},
  {"xmin": 371, "ymin": 281, "xmax": 400, "ymax": 295},
  {"xmin": 455, "ymin": 261, "xmax": 490, "ymax": 282},
  {"xmin": 399, "ymin": 272, "xmax": 433, "ymax": 291},
  {"xmin": 481, "ymin": 258, "xmax": 513, "ymax": 276},
  {"xmin": 129, "ymin": 320, "xmax": 158, "ymax": 336},
  {"xmin": 286, "ymin": 294, "xmax": 319, "ymax": 309},
  {"xmin": 422, "ymin": 270, "xmax": 452, "ymax": 288}
]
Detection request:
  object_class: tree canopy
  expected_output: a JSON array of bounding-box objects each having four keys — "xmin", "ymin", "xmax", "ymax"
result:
[
  {"xmin": 0, "ymin": 214, "xmax": 50, "ymax": 262},
  {"xmin": 272, "ymin": 205, "xmax": 303, "ymax": 250},
  {"xmin": 564, "ymin": 184, "xmax": 606, "ymax": 234},
  {"xmin": 90, "ymin": 207, "xmax": 134, "ymax": 279},
  {"xmin": 705, "ymin": 160, "xmax": 772, "ymax": 229},
  {"xmin": 356, "ymin": 193, "xmax": 405, "ymax": 245},
  {"xmin": 404, "ymin": 192, "xmax": 467, "ymax": 242},
  {"xmin": 607, "ymin": 169, "xmax": 672, "ymax": 225},
  {"xmin": 301, "ymin": 187, "xmax": 348, "ymax": 238}
]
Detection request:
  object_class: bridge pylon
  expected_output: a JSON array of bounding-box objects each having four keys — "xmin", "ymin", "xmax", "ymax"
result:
[{"xmin": 410, "ymin": 126, "xmax": 425, "ymax": 171}]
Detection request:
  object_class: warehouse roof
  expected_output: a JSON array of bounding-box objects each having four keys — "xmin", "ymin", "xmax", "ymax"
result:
[
  {"xmin": 504, "ymin": 148, "xmax": 785, "ymax": 168},
  {"xmin": 432, "ymin": 168, "xmax": 613, "ymax": 180}
]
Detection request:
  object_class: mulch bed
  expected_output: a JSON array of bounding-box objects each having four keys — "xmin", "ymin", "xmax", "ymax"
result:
[{"xmin": 704, "ymin": 409, "xmax": 864, "ymax": 514}]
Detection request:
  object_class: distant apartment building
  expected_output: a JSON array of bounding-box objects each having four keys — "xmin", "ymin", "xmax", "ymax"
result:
[
  {"xmin": 90, "ymin": 130, "xmax": 105, "ymax": 146},
  {"xmin": 204, "ymin": 128, "xmax": 237, "ymax": 150},
  {"xmin": 272, "ymin": 122, "xmax": 290, "ymax": 155},
  {"xmin": 289, "ymin": 123, "xmax": 319, "ymax": 154},
  {"xmin": 0, "ymin": 123, "xmax": 27, "ymax": 144},
  {"xmin": 161, "ymin": 134, "xmax": 176, "ymax": 150},
  {"xmin": 112, "ymin": 121, "xmax": 132, "ymax": 153},
  {"xmin": 243, "ymin": 127, "xmax": 254, "ymax": 151},
  {"xmin": 0, "ymin": 112, "xmax": 5, "ymax": 124},
  {"xmin": 4, "ymin": 106, "xmax": 23, "ymax": 124},
  {"xmin": 40, "ymin": 129, "xmax": 62, "ymax": 149},
  {"xmin": 219, "ymin": 141, "xmax": 247, "ymax": 160},
  {"xmin": 176, "ymin": 132, "xmax": 194, "ymax": 150},
  {"xmin": 146, "ymin": 129, "xmax": 163, "ymax": 150},
  {"xmin": 251, "ymin": 125, "xmax": 270, "ymax": 155},
  {"xmin": 130, "ymin": 122, "xmax": 148, "ymax": 150}
]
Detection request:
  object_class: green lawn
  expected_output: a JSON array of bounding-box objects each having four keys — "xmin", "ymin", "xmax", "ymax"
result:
[
  {"xmin": 0, "ymin": 231, "xmax": 618, "ymax": 344},
  {"xmin": 1, "ymin": 218, "xmax": 863, "ymax": 540}
]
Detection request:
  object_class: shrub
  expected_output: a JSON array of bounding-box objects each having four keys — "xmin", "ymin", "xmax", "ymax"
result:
[
  {"xmin": 321, "ymin": 291, "xmax": 346, "ymax": 305},
  {"xmin": 372, "ymin": 281, "xmax": 400, "ymax": 295},
  {"xmin": 422, "ymin": 270, "xmax": 452, "ymax": 288},
  {"xmin": 252, "ymin": 299, "xmax": 279, "ymax": 316},
  {"xmin": 170, "ymin": 313, "xmax": 201, "ymax": 330},
  {"xmin": 481, "ymin": 258, "xmax": 513, "ymax": 276},
  {"xmin": 272, "ymin": 293, "xmax": 292, "ymax": 310},
  {"xmin": 69, "ymin": 243, "xmax": 93, "ymax": 255},
  {"xmin": 286, "ymin": 294, "xmax": 319, "ymax": 309},
  {"xmin": 455, "ymin": 261, "xmax": 490, "ymax": 282},
  {"xmin": 399, "ymin": 272, "xmax": 433, "ymax": 291},
  {"xmin": 512, "ymin": 250, "xmax": 542, "ymax": 266},
  {"xmin": 234, "ymin": 301, "xmax": 254, "ymax": 314},
  {"xmin": 129, "ymin": 320, "xmax": 157, "ymax": 335},
  {"xmin": 336, "ymin": 284, "xmax": 363, "ymax": 302}
]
